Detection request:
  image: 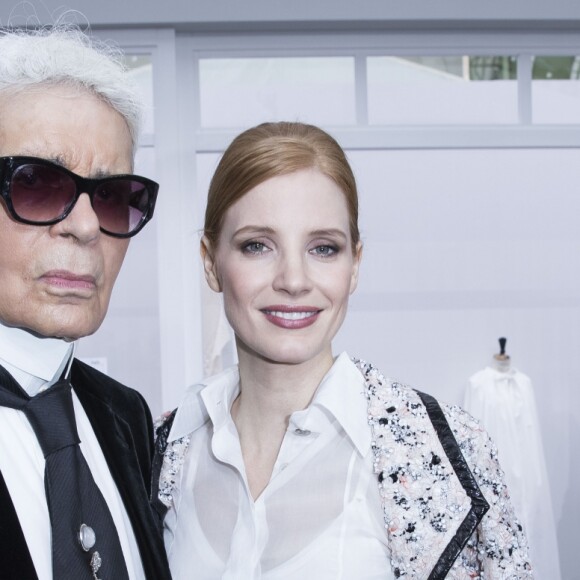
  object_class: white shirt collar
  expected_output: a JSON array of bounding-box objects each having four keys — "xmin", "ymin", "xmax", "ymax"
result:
[
  {"xmin": 305, "ymin": 352, "xmax": 370, "ymax": 455},
  {"xmin": 0, "ymin": 322, "xmax": 74, "ymax": 395},
  {"xmin": 169, "ymin": 365, "xmax": 239, "ymax": 441},
  {"xmin": 169, "ymin": 352, "xmax": 370, "ymax": 456},
  {"xmin": 484, "ymin": 365, "xmax": 518, "ymax": 378}
]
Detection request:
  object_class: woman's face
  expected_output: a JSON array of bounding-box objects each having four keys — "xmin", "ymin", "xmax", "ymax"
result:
[{"xmin": 202, "ymin": 167, "xmax": 362, "ymax": 369}]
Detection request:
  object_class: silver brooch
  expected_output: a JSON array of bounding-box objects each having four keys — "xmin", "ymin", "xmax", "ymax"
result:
[{"xmin": 90, "ymin": 551, "xmax": 102, "ymax": 580}]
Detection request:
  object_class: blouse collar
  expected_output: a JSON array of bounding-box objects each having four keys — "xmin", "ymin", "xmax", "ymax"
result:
[{"xmin": 169, "ymin": 352, "xmax": 370, "ymax": 455}]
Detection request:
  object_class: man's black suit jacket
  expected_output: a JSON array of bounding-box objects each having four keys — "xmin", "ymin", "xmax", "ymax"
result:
[{"xmin": 0, "ymin": 359, "xmax": 172, "ymax": 580}]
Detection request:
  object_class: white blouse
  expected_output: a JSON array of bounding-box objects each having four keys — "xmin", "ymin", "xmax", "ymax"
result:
[{"xmin": 164, "ymin": 352, "xmax": 393, "ymax": 579}]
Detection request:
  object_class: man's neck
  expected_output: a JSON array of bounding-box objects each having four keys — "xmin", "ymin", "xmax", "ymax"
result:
[{"xmin": 0, "ymin": 322, "xmax": 74, "ymax": 395}]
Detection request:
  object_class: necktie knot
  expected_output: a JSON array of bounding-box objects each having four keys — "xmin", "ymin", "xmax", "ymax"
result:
[{"xmin": 24, "ymin": 380, "xmax": 80, "ymax": 457}]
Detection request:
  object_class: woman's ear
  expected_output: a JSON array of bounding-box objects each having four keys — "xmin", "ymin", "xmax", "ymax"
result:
[
  {"xmin": 349, "ymin": 241, "xmax": 363, "ymax": 295},
  {"xmin": 200, "ymin": 235, "xmax": 222, "ymax": 292}
]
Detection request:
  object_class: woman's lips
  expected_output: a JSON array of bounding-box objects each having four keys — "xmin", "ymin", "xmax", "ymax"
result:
[{"xmin": 261, "ymin": 306, "xmax": 321, "ymax": 329}]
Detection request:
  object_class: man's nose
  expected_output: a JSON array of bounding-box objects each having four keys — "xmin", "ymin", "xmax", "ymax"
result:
[{"xmin": 51, "ymin": 192, "xmax": 100, "ymax": 243}]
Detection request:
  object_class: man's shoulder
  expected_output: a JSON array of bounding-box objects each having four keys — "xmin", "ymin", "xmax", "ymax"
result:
[{"xmin": 70, "ymin": 358, "xmax": 148, "ymax": 411}]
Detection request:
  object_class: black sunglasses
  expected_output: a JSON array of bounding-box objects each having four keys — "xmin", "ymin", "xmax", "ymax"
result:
[{"xmin": 0, "ymin": 156, "xmax": 159, "ymax": 238}]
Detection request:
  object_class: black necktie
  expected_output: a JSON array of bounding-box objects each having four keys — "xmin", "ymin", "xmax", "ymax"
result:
[{"xmin": 0, "ymin": 365, "xmax": 130, "ymax": 580}]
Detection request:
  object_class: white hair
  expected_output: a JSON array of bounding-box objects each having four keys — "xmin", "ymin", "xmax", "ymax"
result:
[{"xmin": 0, "ymin": 25, "xmax": 143, "ymax": 153}]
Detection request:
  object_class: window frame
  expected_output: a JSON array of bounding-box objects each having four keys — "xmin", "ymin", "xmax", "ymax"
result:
[{"xmin": 179, "ymin": 30, "xmax": 580, "ymax": 151}]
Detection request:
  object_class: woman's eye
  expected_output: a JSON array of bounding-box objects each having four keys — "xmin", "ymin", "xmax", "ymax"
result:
[
  {"xmin": 311, "ymin": 245, "xmax": 338, "ymax": 257},
  {"xmin": 242, "ymin": 241, "xmax": 268, "ymax": 255}
]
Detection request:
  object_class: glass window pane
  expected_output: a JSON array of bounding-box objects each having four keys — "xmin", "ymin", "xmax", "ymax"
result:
[
  {"xmin": 123, "ymin": 54, "xmax": 154, "ymax": 134},
  {"xmin": 367, "ymin": 56, "xmax": 518, "ymax": 125},
  {"xmin": 532, "ymin": 56, "xmax": 580, "ymax": 124},
  {"xmin": 199, "ymin": 57, "xmax": 356, "ymax": 128}
]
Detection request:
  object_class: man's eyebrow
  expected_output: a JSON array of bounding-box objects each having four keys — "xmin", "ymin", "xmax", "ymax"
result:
[
  {"xmin": 92, "ymin": 168, "xmax": 113, "ymax": 178},
  {"xmin": 18, "ymin": 151, "xmax": 68, "ymax": 167},
  {"xmin": 22, "ymin": 152, "xmax": 119, "ymax": 178}
]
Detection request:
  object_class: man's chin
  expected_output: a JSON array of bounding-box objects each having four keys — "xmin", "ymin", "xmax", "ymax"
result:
[{"xmin": 14, "ymin": 314, "xmax": 104, "ymax": 341}]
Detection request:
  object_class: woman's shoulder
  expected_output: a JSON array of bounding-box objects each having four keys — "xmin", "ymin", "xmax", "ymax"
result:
[
  {"xmin": 152, "ymin": 407, "xmax": 192, "ymax": 512},
  {"xmin": 154, "ymin": 409, "xmax": 178, "ymax": 443},
  {"xmin": 351, "ymin": 356, "xmax": 491, "ymax": 456},
  {"xmin": 354, "ymin": 356, "xmax": 532, "ymax": 576}
]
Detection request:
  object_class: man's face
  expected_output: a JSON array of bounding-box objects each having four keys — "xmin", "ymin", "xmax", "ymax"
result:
[{"xmin": 0, "ymin": 85, "xmax": 133, "ymax": 340}]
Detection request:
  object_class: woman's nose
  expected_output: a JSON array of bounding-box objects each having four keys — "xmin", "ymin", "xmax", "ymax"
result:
[{"xmin": 272, "ymin": 253, "xmax": 313, "ymax": 296}]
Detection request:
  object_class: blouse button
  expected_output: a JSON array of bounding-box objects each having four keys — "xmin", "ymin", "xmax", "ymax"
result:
[{"xmin": 294, "ymin": 428, "xmax": 311, "ymax": 436}]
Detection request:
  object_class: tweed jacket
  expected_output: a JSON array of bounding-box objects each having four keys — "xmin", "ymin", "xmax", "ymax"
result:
[{"xmin": 153, "ymin": 359, "xmax": 532, "ymax": 579}]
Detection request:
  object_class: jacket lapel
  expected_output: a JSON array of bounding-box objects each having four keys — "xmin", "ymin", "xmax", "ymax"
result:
[
  {"xmin": 0, "ymin": 468, "xmax": 38, "ymax": 579},
  {"xmin": 356, "ymin": 359, "xmax": 488, "ymax": 579},
  {"xmin": 72, "ymin": 363, "xmax": 170, "ymax": 580}
]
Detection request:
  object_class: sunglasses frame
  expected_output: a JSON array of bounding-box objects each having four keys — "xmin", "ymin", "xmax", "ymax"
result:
[{"xmin": 0, "ymin": 156, "xmax": 159, "ymax": 238}]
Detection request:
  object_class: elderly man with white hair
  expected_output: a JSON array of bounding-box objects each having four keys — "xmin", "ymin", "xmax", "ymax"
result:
[{"xmin": 0, "ymin": 26, "xmax": 171, "ymax": 580}]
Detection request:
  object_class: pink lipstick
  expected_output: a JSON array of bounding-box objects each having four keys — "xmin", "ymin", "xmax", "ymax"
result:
[{"xmin": 261, "ymin": 305, "xmax": 321, "ymax": 329}]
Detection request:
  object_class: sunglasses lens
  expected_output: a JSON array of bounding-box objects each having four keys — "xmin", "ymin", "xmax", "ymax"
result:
[
  {"xmin": 93, "ymin": 179, "xmax": 151, "ymax": 235},
  {"xmin": 5, "ymin": 159, "xmax": 154, "ymax": 237},
  {"xmin": 10, "ymin": 163, "xmax": 76, "ymax": 222}
]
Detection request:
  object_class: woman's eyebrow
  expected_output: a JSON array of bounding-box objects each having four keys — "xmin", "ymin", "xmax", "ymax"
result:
[
  {"xmin": 232, "ymin": 225, "xmax": 276, "ymax": 237},
  {"xmin": 309, "ymin": 228, "xmax": 348, "ymax": 240},
  {"xmin": 231, "ymin": 226, "xmax": 348, "ymax": 240}
]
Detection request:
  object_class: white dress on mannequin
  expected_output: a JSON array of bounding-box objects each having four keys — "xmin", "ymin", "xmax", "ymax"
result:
[{"xmin": 465, "ymin": 358, "xmax": 561, "ymax": 580}]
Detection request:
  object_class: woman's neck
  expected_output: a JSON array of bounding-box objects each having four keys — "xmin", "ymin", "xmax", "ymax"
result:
[
  {"xmin": 235, "ymin": 347, "xmax": 334, "ymax": 422},
  {"xmin": 231, "ymin": 346, "xmax": 335, "ymax": 500}
]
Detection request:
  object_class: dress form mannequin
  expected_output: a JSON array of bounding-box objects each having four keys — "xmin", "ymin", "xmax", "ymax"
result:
[
  {"xmin": 465, "ymin": 338, "xmax": 561, "ymax": 579},
  {"xmin": 492, "ymin": 337, "xmax": 511, "ymax": 373}
]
